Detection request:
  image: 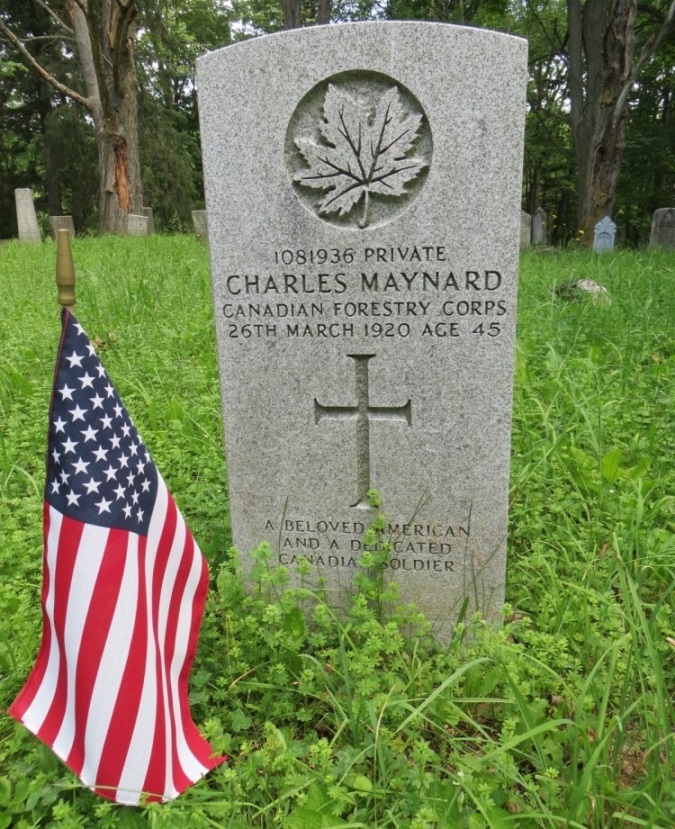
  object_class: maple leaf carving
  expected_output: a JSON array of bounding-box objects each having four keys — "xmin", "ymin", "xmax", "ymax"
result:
[{"xmin": 294, "ymin": 84, "xmax": 427, "ymax": 228}]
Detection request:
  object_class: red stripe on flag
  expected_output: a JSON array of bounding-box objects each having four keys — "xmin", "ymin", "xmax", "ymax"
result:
[
  {"xmin": 175, "ymin": 552, "xmax": 219, "ymax": 770},
  {"xmin": 92, "ymin": 535, "xmax": 149, "ymax": 801},
  {"xmin": 66, "ymin": 527, "xmax": 129, "ymax": 777},
  {"xmin": 35, "ymin": 514, "xmax": 85, "ymax": 746},
  {"xmin": 141, "ymin": 494, "xmax": 178, "ymax": 801},
  {"xmin": 8, "ymin": 503, "xmax": 54, "ymax": 721}
]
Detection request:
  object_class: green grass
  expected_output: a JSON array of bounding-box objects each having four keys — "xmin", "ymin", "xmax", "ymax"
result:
[{"xmin": 0, "ymin": 238, "xmax": 673, "ymax": 828}]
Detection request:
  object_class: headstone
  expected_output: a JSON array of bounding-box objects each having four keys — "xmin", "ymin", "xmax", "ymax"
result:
[
  {"xmin": 49, "ymin": 215, "xmax": 76, "ymax": 240},
  {"xmin": 531, "ymin": 206, "xmax": 546, "ymax": 245},
  {"xmin": 520, "ymin": 211, "xmax": 531, "ymax": 248},
  {"xmin": 142, "ymin": 207, "xmax": 155, "ymax": 234},
  {"xmin": 649, "ymin": 208, "xmax": 675, "ymax": 250},
  {"xmin": 15, "ymin": 189, "xmax": 42, "ymax": 243},
  {"xmin": 126, "ymin": 214, "xmax": 150, "ymax": 236},
  {"xmin": 592, "ymin": 216, "xmax": 616, "ymax": 252},
  {"xmin": 197, "ymin": 22, "xmax": 527, "ymax": 637},
  {"xmin": 192, "ymin": 210, "xmax": 208, "ymax": 239}
]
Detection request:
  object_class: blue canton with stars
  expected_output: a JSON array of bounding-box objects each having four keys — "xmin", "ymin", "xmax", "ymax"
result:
[{"xmin": 46, "ymin": 311, "xmax": 157, "ymax": 535}]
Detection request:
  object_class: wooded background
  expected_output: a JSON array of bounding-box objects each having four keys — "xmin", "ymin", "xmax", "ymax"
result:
[{"xmin": 1, "ymin": 0, "xmax": 673, "ymax": 246}]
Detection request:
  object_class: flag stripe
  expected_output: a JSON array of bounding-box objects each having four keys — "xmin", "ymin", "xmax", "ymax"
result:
[
  {"xmin": 78, "ymin": 531, "xmax": 139, "ymax": 787},
  {"xmin": 9, "ymin": 505, "xmax": 57, "ymax": 723},
  {"xmin": 66, "ymin": 526, "xmax": 134, "ymax": 778},
  {"xmin": 52, "ymin": 523, "xmax": 110, "ymax": 761}
]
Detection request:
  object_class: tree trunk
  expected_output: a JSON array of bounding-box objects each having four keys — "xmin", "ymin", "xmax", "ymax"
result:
[
  {"xmin": 281, "ymin": 0, "xmax": 301, "ymax": 29},
  {"xmin": 566, "ymin": 0, "xmax": 675, "ymax": 242},
  {"xmin": 71, "ymin": 0, "xmax": 142, "ymax": 233},
  {"xmin": 317, "ymin": 0, "xmax": 332, "ymax": 24}
]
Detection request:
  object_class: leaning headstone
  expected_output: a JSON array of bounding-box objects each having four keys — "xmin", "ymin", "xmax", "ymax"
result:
[
  {"xmin": 49, "ymin": 215, "xmax": 76, "ymax": 240},
  {"xmin": 520, "ymin": 211, "xmax": 531, "ymax": 248},
  {"xmin": 197, "ymin": 22, "xmax": 527, "ymax": 637},
  {"xmin": 592, "ymin": 216, "xmax": 616, "ymax": 252},
  {"xmin": 126, "ymin": 214, "xmax": 150, "ymax": 236},
  {"xmin": 192, "ymin": 210, "xmax": 208, "ymax": 239},
  {"xmin": 142, "ymin": 207, "xmax": 155, "ymax": 234},
  {"xmin": 531, "ymin": 206, "xmax": 546, "ymax": 245},
  {"xmin": 649, "ymin": 208, "xmax": 675, "ymax": 250},
  {"xmin": 15, "ymin": 189, "xmax": 42, "ymax": 243}
]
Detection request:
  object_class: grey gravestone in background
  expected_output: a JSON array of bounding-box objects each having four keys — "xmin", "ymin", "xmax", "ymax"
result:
[
  {"xmin": 142, "ymin": 207, "xmax": 155, "ymax": 234},
  {"xmin": 197, "ymin": 22, "xmax": 527, "ymax": 636},
  {"xmin": 593, "ymin": 216, "xmax": 616, "ymax": 252},
  {"xmin": 126, "ymin": 214, "xmax": 150, "ymax": 236},
  {"xmin": 49, "ymin": 215, "xmax": 76, "ymax": 239},
  {"xmin": 532, "ymin": 206, "xmax": 546, "ymax": 245},
  {"xmin": 520, "ymin": 211, "xmax": 531, "ymax": 248},
  {"xmin": 649, "ymin": 208, "xmax": 675, "ymax": 249},
  {"xmin": 192, "ymin": 210, "xmax": 208, "ymax": 239},
  {"xmin": 15, "ymin": 189, "xmax": 42, "ymax": 243}
]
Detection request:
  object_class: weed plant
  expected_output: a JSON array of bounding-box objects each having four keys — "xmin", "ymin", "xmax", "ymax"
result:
[{"xmin": 0, "ymin": 239, "xmax": 673, "ymax": 828}]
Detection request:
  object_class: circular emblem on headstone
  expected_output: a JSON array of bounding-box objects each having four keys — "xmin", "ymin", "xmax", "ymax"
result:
[{"xmin": 285, "ymin": 71, "xmax": 432, "ymax": 230}]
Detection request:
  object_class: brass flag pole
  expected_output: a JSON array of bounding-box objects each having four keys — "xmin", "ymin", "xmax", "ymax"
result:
[{"xmin": 55, "ymin": 228, "xmax": 76, "ymax": 307}]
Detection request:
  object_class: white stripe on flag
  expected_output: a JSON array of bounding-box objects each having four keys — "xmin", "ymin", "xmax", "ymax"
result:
[
  {"xmin": 52, "ymin": 523, "xmax": 109, "ymax": 762},
  {"xmin": 170, "ymin": 537, "xmax": 210, "ymax": 782},
  {"xmin": 22, "ymin": 509, "xmax": 64, "ymax": 733},
  {"xmin": 80, "ymin": 532, "xmax": 140, "ymax": 788},
  {"xmin": 115, "ymin": 478, "xmax": 169, "ymax": 804},
  {"xmin": 156, "ymin": 498, "xmax": 187, "ymax": 800}
]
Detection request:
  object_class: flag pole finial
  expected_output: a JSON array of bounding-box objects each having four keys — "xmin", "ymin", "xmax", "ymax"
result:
[{"xmin": 55, "ymin": 228, "xmax": 76, "ymax": 307}]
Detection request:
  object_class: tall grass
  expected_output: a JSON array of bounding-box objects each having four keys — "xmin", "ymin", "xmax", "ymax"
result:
[{"xmin": 0, "ymin": 238, "xmax": 673, "ymax": 828}]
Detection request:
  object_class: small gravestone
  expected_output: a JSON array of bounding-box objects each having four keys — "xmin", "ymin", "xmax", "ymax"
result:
[
  {"xmin": 49, "ymin": 215, "xmax": 76, "ymax": 240},
  {"xmin": 593, "ymin": 216, "xmax": 616, "ymax": 252},
  {"xmin": 192, "ymin": 210, "xmax": 208, "ymax": 239},
  {"xmin": 197, "ymin": 22, "xmax": 527, "ymax": 637},
  {"xmin": 126, "ymin": 214, "xmax": 150, "ymax": 236},
  {"xmin": 15, "ymin": 189, "xmax": 42, "ymax": 243},
  {"xmin": 649, "ymin": 208, "xmax": 675, "ymax": 250},
  {"xmin": 532, "ymin": 206, "xmax": 546, "ymax": 245},
  {"xmin": 142, "ymin": 207, "xmax": 155, "ymax": 234},
  {"xmin": 520, "ymin": 211, "xmax": 531, "ymax": 248}
]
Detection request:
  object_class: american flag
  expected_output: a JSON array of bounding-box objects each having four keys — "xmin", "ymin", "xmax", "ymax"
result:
[{"xmin": 9, "ymin": 309, "xmax": 225, "ymax": 804}]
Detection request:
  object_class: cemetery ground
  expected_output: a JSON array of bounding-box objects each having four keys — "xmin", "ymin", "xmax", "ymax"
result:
[{"xmin": 0, "ymin": 236, "xmax": 673, "ymax": 829}]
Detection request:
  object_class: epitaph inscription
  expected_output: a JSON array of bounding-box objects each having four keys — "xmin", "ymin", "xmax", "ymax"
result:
[{"xmin": 197, "ymin": 23, "xmax": 527, "ymax": 637}]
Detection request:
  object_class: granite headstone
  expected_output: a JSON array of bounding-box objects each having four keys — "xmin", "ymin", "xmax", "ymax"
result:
[
  {"xmin": 197, "ymin": 22, "xmax": 527, "ymax": 636},
  {"xmin": 593, "ymin": 216, "xmax": 616, "ymax": 252},
  {"xmin": 192, "ymin": 210, "xmax": 208, "ymax": 239},
  {"xmin": 49, "ymin": 215, "xmax": 76, "ymax": 240},
  {"xmin": 142, "ymin": 207, "xmax": 155, "ymax": 234},
  {"xmin": 126, "ymin": 214, "xmax": 150, "ymax": 236},
  {"xmin": 15, "ymin": 189, "xmax": 42, "ymax": 243},
  {"xmin": 520, "ymin": 211, "xmax": 531, "ymax": 248},
  {"xmin": 532, "ymin": 206, "xmax": 546, "ymax": 245},
  {"xmin": 649, "ymin": 208, "xmax": 675, "ymax": 250}
]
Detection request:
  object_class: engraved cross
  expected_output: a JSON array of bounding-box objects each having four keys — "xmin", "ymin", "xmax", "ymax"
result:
[{"xmin": 314, "ymin": 354, "xmax": 412, "ymax": 509}]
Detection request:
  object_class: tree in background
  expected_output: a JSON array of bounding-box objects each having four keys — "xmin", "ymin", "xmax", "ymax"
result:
[{"xmin": 0, "ymin": 0, "xmax": 142, "ymax": 234}]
